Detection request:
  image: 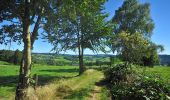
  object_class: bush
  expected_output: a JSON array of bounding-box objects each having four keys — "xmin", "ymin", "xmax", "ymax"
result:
[
  {"xmin": 104, "ymin": 64, "xmax": 170, "ymax": 100},
  {"xmin": 104, "ymin": 64, "xmax": 135, "ymax": 84},
  {"xmin": 111, "ymin": 77, "xmax": 170, "ymax": 100}
]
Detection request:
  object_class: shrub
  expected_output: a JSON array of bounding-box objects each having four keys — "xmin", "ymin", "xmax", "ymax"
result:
[
  {"xmin": 111, "ymin": 76, "xmax": 170, "ymax": 100},
  {"xmin": 104, "ymin": 64, "xmax": 170, "ymax": 99},
  {"xmin": 104, "ymin": 64, "xmax": 135, "ymax": 84}
]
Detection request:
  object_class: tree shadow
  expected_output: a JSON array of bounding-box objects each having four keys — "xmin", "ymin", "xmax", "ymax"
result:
[
  {"xmin": 37, "ymin": 75, "xmax": 77, "ymax": 85},
  {"xmin": 63, "ymin": 88, "xmax": 92, "ymax": 99},
  {"xmin": 95, "ymin": 79, "xmax": 108, "ymax": 86},
  {"xmin": 0, "ymin": 68, "xmax": 79, "ymax": 95},
  {"xmin": 40, "ymin": 68, "xmax": 79, "ymax": 73},
  {"xmin": 0, "ymin": 75, "xmax": 77, "ymax": 87},
  {"xmin": 0, "ymin": 70, "xmax": 78, "ymax": 87},
  {"xmin": 0, "ymin": 75, "xmax": 18, "ymax": 87}
]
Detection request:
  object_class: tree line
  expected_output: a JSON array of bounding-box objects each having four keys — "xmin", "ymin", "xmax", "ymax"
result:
[
  {"xmin": 0, "ymin": 49, "xmax": 22, "ymax": 65},
  {"xmin": 0, "ymin": 49, "xmax": 117, "ymax": 66}
]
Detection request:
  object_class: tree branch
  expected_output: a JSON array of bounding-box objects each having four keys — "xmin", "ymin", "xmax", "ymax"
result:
[{"xmin": 31, "ymin": 15, "xmax": 41, "ymax": 49}]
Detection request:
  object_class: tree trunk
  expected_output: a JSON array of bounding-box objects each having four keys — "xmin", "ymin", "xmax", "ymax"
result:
[
  {"xmin": 78, "ymin": 44, "xmax": 85, "ymax": 75},
  {"xmin": 15, "ymin": 0, "xmax": 32, "ymax": 99},
  {"xmin": 77, "ymin": 33, "xmax": 84, "ymax": 74},
  {"xmin": 77, "ymin": 17, "xmax": 85, "ymax": 75}
]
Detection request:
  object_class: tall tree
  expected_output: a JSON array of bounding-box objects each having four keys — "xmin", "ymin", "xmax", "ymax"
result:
[
  {"xmin": 142, "ymin": 43, "xmax": 164, "ymax": 67},
  {"xmin": 0, "ymin": 0, "xmax": 62, "ymax": 99},
  {"xmin": 110, "ymin": 0, "xmax": 158, "ymax": 66},
  {"xmin": 45, "ymin": 0, "xmax": 112, "ymax": 75},
  {"xmin": 112, "ymin": 0, "xmax": 154, "ymax": 36},
  {"xmin": 13, "ymin": 49, "xmax": 22, "ymax": 65},
  {"xmin": 115, "ymin": 31, "xmax": 150, "ymax": 65}
]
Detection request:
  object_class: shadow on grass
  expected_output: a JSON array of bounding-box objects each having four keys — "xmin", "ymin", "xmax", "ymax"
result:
[
  {"xmin": 40, "ymin": 68, "xmax": 79, "ymax": 73},
  {"xmin": 37, "ymin": 75, "xmax": 77, "ymax": 85},
  {"xmin": 0, "ymin": 75, "xmax": 18, "ymax": 87},
  {"xmin": 0, "ymin": 69, "xmax": 78, "ymax": 87},
  {"xmin": 63, "ymin": 88, "xmax": 92, "ymax": 99}
]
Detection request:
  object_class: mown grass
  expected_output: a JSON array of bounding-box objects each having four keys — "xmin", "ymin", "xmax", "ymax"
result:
[
  {"xmin": 35, "ymin": 69, "xmax": 106, "ymax": 100},
  {"xmin": 0, "ymin": 61, "xmax": 109, "ymax": 100},
  {"xmin": 0, "ymin": 61, "xmax": 78, "ymax": 99}
]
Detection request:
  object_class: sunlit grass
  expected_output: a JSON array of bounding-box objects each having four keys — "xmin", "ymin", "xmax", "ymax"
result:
[
  {"xmin": 0, "ymin": 63, "xmax": 78, "ymax": 98},
  {"xmin": 136, "ymin": 66, "xmax": 170, "ymax": 82}
]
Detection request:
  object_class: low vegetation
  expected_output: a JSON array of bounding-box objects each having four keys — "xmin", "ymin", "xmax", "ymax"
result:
[{"xmin": 104, "ymin": 64, "xmax": 170, "ymax": 99}]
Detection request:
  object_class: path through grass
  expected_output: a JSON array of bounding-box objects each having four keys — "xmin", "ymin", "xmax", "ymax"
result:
[
  {"xmin": 36, "ymin": 69, "xmax": 110, "ymax": 100},
  {"xmin": 0, "ymin": 61, "xmax": 110, "ymax": 100}
]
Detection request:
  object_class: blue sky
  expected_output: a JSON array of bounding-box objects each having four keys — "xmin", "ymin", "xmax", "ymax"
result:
[{"xmin": 0, "ymin": 0, "xmax": 170, "ymax": 54}]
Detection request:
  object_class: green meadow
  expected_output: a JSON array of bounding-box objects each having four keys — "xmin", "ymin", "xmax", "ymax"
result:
[
  {"xmin": 0, "ymin": 61, "xmax": 170, "ymax": 99},
  {"xmin": 0, "ymin": 61, "xmax": 110, "ymax": 100}
]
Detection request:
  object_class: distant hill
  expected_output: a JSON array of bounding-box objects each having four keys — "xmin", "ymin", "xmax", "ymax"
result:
[
  {"xmin": 32, "ymin": 53, "xmax": 170, "ymax": 66},
  {"xmin": 159, "ymin": 55, "xmax": 170, "ymax": 65},
  {"xmin": 1, "ymin": 49, "xmax": 170, "ymax": 66}
]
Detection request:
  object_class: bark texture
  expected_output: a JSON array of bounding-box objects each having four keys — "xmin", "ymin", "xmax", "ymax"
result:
[
  {"xmin": 78, "ymin": 25, "xmax": 85, "ymax": 75},
  {"xmin": 15, "ymin": 0, "xmax": 32, "ymax": 99}
]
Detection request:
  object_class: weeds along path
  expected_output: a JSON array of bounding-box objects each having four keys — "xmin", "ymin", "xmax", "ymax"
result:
[{"xmin": 36, "ymin": 69, "xmax": 110, "ymax": 100}]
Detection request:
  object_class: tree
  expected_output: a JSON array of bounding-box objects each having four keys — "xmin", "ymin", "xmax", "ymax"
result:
[
  {"xmin": 0, "ymin": 49, "xmax": 14, "ymax": 62},
  {"xmin": 13, "ymin": 49, "xmax": 22, "ymax": 65},
  {"xmin": 110, "ymin": 0, "xmax": 158, "ymax": 66},
  {"xmin": 114, "ymin": 31, "xmax": 150, "ymax": 65},
  {"xmin": 142, "ymin": 43, "xmax": 164, "ymax": 67},
  {"xmin": 112, "ymin": 0, "xmax": 154, "ymax": 36},
  {"xmin": 0, "ymin": 0, "xmax": 62, "ymax": 99},
  {"xmin": 45, "ymin": 0, "xmax": 112, "ymax": 75}
]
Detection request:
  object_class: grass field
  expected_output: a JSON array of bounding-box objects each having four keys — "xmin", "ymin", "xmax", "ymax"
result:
[
  {"xmin": 0, "ymin": 61, "xmax": 170, "ymax": 99},
  {"xmin": 0, "ymin": 61, "xmax": 110, "ymax": 100},
  {"xmin": 137, "ymin": 66, "xmax": 170, "ymax": 82},
  {"xmin": 0, "ymin": 61, "xmax": 78, "ymax": 99}
]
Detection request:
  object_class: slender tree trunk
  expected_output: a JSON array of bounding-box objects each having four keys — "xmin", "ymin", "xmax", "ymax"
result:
[
  {"xmin": 77, "ymin": 17, "xmax": 85, "ymax": 75},
  {"xmin": 15, "ymin": 0, "xmax": 32, "ymax": 99},
  {"xmin": 78, "ymin": 44, "xmax": 85, "ymax": 75},
  {"xmin": 78, "ymin": 33, "xmax": 85, "ymax": 75}
]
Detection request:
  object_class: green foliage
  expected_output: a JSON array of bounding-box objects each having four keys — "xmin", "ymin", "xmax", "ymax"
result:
[
  {"xmin": 104, "ymin": 64, "xmax": 170, "ymax": 99},
  {"xmin": 46, "ymin": 0, "xmax": 112, "ymax": 53},
  {"xmin": 111, "ymin": 76, "xmax": 170, "ymax": 100},
  {"xmin": 110, "ymin": 0, "xmax": 163, "ymax": 67},
  {"xmin": 12, "ymin": 49, "xmax": 22, "ymax": 65},
  {"xmin": 142, "ymin": 43, "xmax": 164, "ymax": 67},
  {"xmin": 0, "ymin": 49, "xmax": 22, "ymax": 65},
  {"xmin": 104, "ymin": 64, "xmax": 135, "ymax": 84},
  {"xmin": 0, "ymin": 0, "xmax": 58, "ymax": 45},
  {"xmin": 114, "ymin": 31, "xmax": 150, "ymax": 64},
  {"xmin": 112, "ymin": 0, "xmax": 154, "ymax": 36}
]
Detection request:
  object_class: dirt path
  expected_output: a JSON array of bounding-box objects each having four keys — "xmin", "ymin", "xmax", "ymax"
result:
[
  {"xmin": 35, "ymin": 69, "xmax": 111, "ymax": 100},
  {"xmin": 91, "ymin": 86, "xmax": 102, "ymax": 100}
]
